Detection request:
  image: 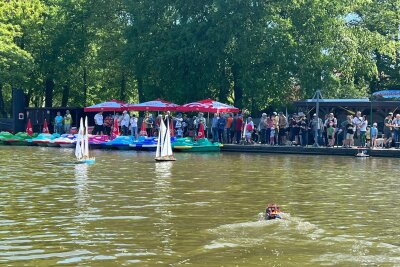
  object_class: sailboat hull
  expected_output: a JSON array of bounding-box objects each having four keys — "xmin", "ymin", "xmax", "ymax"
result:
[
  {"xmin": 76, "ymin": 158, "xmax": 96, "ymax": 164},
  {"xmin": 155, "ymin": 156, "xmax": 176, "ymax": 162}
]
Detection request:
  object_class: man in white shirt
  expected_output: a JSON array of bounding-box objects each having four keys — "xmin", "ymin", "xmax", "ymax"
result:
[
  {"xmin": 352, "ymin": 111, "xmax": 363, "ymax": 146},
  {"xmin": 120, "ymin": 110, "xmax": 130, "ymax": 136},
  {"xmin": 130, "ymin": 114, "xmax": 138, "ymax": 139},
  {"xmin": 392, "ymin": 114, "xmax": 400, "ymax": 148},
  {"xmin": 93, "ymin": 111, "xmax": 104, "ymax": 135},
  {"xmin": 359, "ymin": 115, "xmax": 368, "ymax": 147}
]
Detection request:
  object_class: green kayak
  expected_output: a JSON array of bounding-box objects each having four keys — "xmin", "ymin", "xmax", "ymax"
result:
[
  {"xmin": 0, "ymin": 132, "xmax": 14, "ymax": 145},
  {"xmin": 2, "ymin": 132, "xmax": 38, "ymax": 146},
  {"xmin": 172, "ymin": 137, "xmax": 222, "ymax": 152}
]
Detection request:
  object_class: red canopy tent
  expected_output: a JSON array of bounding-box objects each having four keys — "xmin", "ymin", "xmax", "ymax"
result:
[
  {"xmin": 176, "ymin": 98, "xmax": 239, "ymax": 113},
  {"xmin": 84, "ymin": 99, "xmax": 127, "ymax": 112},
  {"xmin": 127, "ymin": 99, "xmax": 179, "ymax": 111}
]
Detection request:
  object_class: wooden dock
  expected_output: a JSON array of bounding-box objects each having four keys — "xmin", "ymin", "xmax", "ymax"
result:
[{"xmin": 221, "ymin": 144, "xmax": 400, "ymax": 158}]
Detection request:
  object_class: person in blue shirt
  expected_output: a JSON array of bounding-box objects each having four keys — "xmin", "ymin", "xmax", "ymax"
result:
[
  {"xmin": 54, "ymin": 111, "xmax": 63, "ymax": 134},
  {"xmin": 211, "ymin": 113, "xmax": 219, "ymax": 142},
  {"xmin": 370, "ymin": 122, "xmax": 378, "ymax": 148},
  {"xmin": 217, "ymin": 113, "xmax": 227, "ymax": 143}
]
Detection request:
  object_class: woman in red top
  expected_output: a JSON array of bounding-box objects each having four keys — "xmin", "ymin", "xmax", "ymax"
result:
[
  {"xmin": 103, "ymin": 114, "xmax": 113, "ymax": 136},
  {"xmin": 225, "ymin": 113, "xmax": 233, "ymax": 143},
  {"xmin": 235, "ymin": 114, "xmax": 243, "ymax": 144}
]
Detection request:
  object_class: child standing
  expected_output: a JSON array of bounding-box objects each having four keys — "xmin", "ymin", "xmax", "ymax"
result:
[
  {"xmin": 327, "ymin": 122, "xmax": 335, "ymax": 147},
  {"xmin": 270, "ymin": 126, "xmax": 275, "ymax": 145},
  {"xmin": 370, "ymin": 123, "xmax": 378, "ymax": 148},
  {"xmin": 245, "ymin": 117, "xmax": 254, "ymax": 144},
  {"xmin": 366, "ymin": 126, "xmax": 371, "ymax": 147}
]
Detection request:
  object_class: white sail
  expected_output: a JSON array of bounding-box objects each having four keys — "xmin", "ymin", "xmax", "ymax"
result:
[
  {"xmin": 75, "ymin": 118, "xmax": 84, "ymax": 160},
  {"xmin": 165, "ymin": 117, "xmax": 173, "ymax": 156},
  {"xmin": 155, "ymin": 119, "xmax": 163, "ymax": 158},
  {"xmin": 84, "ymin": 116, "xmax": 89, "ymax": 158},
  {"xmin": 160, "ymin": 119, "xmax": 169, "ymax": 157},
  {"xmin": 155, "ymin": 115, "xmax": 174, "ymax": 161}
]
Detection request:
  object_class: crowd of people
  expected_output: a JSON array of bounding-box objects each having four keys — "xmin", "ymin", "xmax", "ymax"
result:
[{"xmin": 52, "ymin": 109, "xmax": 400, "ymax": 149}]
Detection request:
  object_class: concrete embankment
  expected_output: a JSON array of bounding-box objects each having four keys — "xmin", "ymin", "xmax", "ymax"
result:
[{"xmin": 221, "ymin": 144, "xmax": 400, "ymax": 158}]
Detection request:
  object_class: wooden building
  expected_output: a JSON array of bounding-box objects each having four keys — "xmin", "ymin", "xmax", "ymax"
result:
[{"xmin": 293, "ymin": 98, "xmax": 400, "ymax": 128}]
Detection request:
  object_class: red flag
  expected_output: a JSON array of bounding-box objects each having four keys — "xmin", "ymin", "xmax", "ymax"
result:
[
  {"xmin": 198, "ymin": 123, "xmax": 205, "ymax": 139},
  {"xmin": 169, "ymin": 118, "xmax": 175, "ymax": 137},
  {"xmin": 139, "ymin": 121, "xmax": 147, "ymax": 136},
  {"xmin": 42, "ymin": 119, "xmax": 49, "ymax": 133},
  {"xmin": 112, "ymin": 118, "xmax": 120, "ymax": 139},
  {"xmin": 26, "ymin": 119, "xmax": 33, "ymax": 136}
]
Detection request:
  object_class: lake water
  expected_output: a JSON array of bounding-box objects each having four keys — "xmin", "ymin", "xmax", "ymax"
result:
[{"xmin": 0, "ymin": 146, "xmax": 399, "ymax": 266}]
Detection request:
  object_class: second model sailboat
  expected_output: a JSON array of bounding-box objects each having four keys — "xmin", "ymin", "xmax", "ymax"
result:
[
  {"xmin": 155, "ymin": 115, "xmax": 175, "ymax": 161},
  {"xmin": 75, "ymin": 117, "xmax": 96, "ymax": 164}
]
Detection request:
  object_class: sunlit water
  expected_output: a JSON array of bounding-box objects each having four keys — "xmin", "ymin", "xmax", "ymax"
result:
[{"xmin": 0, "ymin": 146, "xmax": 400, "ymax": 266}]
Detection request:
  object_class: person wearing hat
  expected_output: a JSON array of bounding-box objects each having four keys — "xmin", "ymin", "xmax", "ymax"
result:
[
  {"xmin": 278, "ymin": 112, "xmax": 287, "ymax": 145},
  {"xmin": 174, "ymin": 113, "xmax": 183, "ymax": 137},
  {"xmin": 258, "ymin": 113, "xmax": 268, "ymax": 144},
  {"xmin": 383, "ymin": 112, "xmax": 393, "ymax": 148},
  {"xmin": 120, "ymin": 110, "xmax": 130, "ymax": 136},
  {"xmin": 310, "ymin": 113, "xmax": 323, "ymax": 146}
]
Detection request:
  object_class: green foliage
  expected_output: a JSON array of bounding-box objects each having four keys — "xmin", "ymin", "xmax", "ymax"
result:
[{"xmin": 0, "ymin": 0, "xmax": 398, "ymax": 115}]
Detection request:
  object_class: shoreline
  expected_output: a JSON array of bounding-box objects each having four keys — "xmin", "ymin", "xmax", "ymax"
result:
[{"xmin": 221, "ymin": 144, "xmax": 400, "ymax": 158}]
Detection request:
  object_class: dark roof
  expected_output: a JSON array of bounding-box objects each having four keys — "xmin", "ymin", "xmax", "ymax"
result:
[{"xmin": 294, "ymin": 98, "xmax": 370, "ymax": 103}]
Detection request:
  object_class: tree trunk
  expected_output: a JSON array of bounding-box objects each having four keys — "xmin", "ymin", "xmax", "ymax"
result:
[
  {"xmin": 137, "ymin": 74, "xmax": 145, "ymax": 103},
  {"xmin": 0, "ymin": 83, "xmax": 7, "ymax": 118},
  {"xmin": 61, "ymin": 84, "xmax": 70, "ymax": 107},
  {"xmin": 232, "ymin": 63, "xmax": 243, "ymax": 109},
  {"xmin": 45, "ymin": 77, "xmax": 54, "ymax": 108},
  {"xmin": 25, "ymin": 88, "xmax": 32, "ymax": 108},
  {"xmin": 120, "ymin": 69, "xmax": 126, "ymax": 101},
  {"xmin": 83, "ymin": 67, "xmax": 88, "ymax": 106}
]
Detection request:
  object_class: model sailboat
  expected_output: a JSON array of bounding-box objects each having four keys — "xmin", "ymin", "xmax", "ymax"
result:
[
  {"xmin": 75, "ymin": 117, "xmax": 95, "ymax": 164},
  {"xmin": 155, "ymin": 115, "xmax": 176, "ymax": 161}
]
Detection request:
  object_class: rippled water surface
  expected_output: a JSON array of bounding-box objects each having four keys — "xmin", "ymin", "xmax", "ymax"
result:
[{"xmin": 1, "ymin": 146, "xmax": 400, "ymax": 266}]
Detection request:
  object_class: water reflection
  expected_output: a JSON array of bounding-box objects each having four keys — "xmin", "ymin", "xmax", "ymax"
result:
[
  {"xmin": 153, "ymin": 161, "xmax": 174, "ymax": 257},
  {"xmin": 73, "ymin": 163, "xmax": 91, "ymax": 242},
  {"xmin": 1, "ymin": 147, "xmax": 400, "ymax": 266}
]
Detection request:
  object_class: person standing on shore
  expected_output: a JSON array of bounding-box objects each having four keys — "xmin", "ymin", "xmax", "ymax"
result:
[
  {"xmin": 93, "ymin": 111, "xmax": 104, "ymax": 135},
  {"xmin": 225, "ymin": 113, "xmax": 233, "ymax": 143},
  {"xmin": 120, "ymin": 110, "xmax": 130, "ymax": 136},
  {"xmin": 144, "ymin": 113, "xmax": 154, "ymax": 137},
  {"xmin": 103, "ymin": 114, "xmax": 113, "ymax": 136},
  {"xmin": 359, "ymin": 115, "xmax": 368, "ymax": 147},
  {"xmin": 278, "ymin": 112, "xmax": 287, "ymax": 145},
  {"xmin": 64, "ymin": 110, "xmax": 72, "ymax": 134},
  {"xmin": 383, "ymin": 112, "xmax": 393, "ymax": 148},
  {"xmin": 211, "ymin": 113, "xmax": 219, "ymax": 142},
  {"xmin": 391, "ymin": 114, "xmax": 400, "ymax": 148},
  {"xmin": 371, "ymin": 123, "xmax": 378, "ymax": 148},
  {"xmin": 235, "ymin": 114, "xmax": 243, "ymax": 144},
  {"xmin": 130, "ymin": 114, "xmax": 138, "ymax": 139},
  {"xmin": 54, "ymin": 111, "xmax": 63, "ymax": 134},
  {"xmin": 217, "ymin": 113, "xmax": 226, "ymax": 143},
  {"xmin": 259, "ymin": 113, "xmax": 267, "ymax": 144}
]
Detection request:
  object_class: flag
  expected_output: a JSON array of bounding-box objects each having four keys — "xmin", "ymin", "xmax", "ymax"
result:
[
  {"xmin": 198, "ymin": 123, "xmax": 205, "ymax": 139},
  {"xmin": 112, "ymin": 118, "xmax": 120, "ymax": 139},
  {"xmin": 139, "ymin": 121, "xmax": 147, "ymax": 136},
  {"xmin": 42, "ymin": 119, "xmax": 49, "ymax": 133},
  {"xmin": 26, "ymin": 119, "xmax": 33, "ymax": 136}
]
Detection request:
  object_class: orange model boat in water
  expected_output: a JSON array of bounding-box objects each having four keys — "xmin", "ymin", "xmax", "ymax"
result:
[{"xmin": 266, "ymin": 203, "xmax": 282, "ymax": 220}]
